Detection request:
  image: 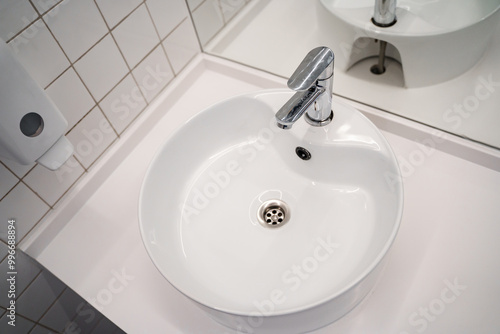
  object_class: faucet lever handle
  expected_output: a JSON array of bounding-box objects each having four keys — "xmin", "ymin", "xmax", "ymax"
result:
[{"xmin": 287, "ymin": 46, "xmax": 334, "ymax": 91}]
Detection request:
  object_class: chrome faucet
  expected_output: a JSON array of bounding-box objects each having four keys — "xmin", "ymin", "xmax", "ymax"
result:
[
  {"xmin": 372, "ymin": 0, "xmax": 397, "ymax": 27},
  {"xmin": 275, "ymin": 46, "xmax": 334, "ymax": 129}
]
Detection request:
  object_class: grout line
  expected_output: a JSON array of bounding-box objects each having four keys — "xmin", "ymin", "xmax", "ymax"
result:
[
  {"xmin": 160, "ymin": 18, "xmax": 200, "ymax": 76},
  {"xmin": 43, "ymin": 21, "xmax": 123, "ymax": 139},
  {"xmin": 65, "ymin": 107, "xmax": 94, "ymax": 135},
  {"xmin": 36, "ymin": 286, "xmax": 67, "ymax": 324},
  {"xmin": 163, "ymin": 16, "xmax": 189, "ymax": 42},
  {"xmin": 44, "ymin": 65, "xmax": 72, "ymax": 90},
  {"xmin": 185, "ymin": 0, "xmax": 204, "ymax": 52},
  {"xmin": 0, "ymin": 179, "xmax": 21, "ymax": 202},
  {"xmin": 96, "ymin": 105, "xmax": 120, "ymax": 140},
  {"xmin": 171, "ymin": 53, "xmax": 198, "ymax": 78},
  {"xmin": 90, "ymin": 317, "xmax": 107, "ymax": 334},
  {"xmin": 14, "ymin": 269, "xmax": 43, "ymax": 302},
  {"xmin": 5, "ymin": 9, "xmax": 42, "ymax": 44},
  {"xmin": 93, "ymin": 5, "xmax": 150, "ymax": 123},
  {"xmin": 51, "ymin": 169, "xmax": 87, "ymax": 208},
  {"xmin": 72, "ymin": 155, "xmax": 87, "ymax": 173},
  {"xmin": 35, "ymin": 8, "xmax": 111, "ymax": 121},
  {"xmin": 87, "ymin": 312, "xmax": 104, "ymax": 333},
  {"xmin": 67, "ymin": 300, "xmax": 81, "ymax": 325},
  {"xmin": 91, "ymin": 36, "xmax": 175, "ymax": 107},
  {"xmin": 21, "ymin": 180, "xmax": 52, "ymax": 208},
  {"xmin": 216, "ymin": 0, "xmax": 227, "ymax": 24},
  {"xmin": 8, "ymin": 312, "xmax": 38, "ymax": 332},
  {"xmin": 143, "ymin": 1, "xmax": 176, "ymax": 76},
  {"xmin": 17, "ymin": 207, "xmax": 53, "ymax": 246},
  {"xmin": 28, "ymin": 321, "xmax": 62, "ymax": 334},
  {"xmin": 85, "ymin": 137, "xmax": 119, "ymax": 171},
  {"xmin": 0, "ymin": 240, "xmax": 9, "ymax": 263},
  {"xmin": 115, "ymin": 104, "xmax": 149, "ymax": 137},
  {"xmin": 94, "ymin": 0, "xmax": 145, "ymax": 31},
  {"xmin": 190, "ymin": 0, "xmax": 207, "ymax": 12},
  {"xmin": 0, "ymin": 161, "xmax": 21, "ymax": 197},
  {"xmin": 67, "ymin": 32, "xmax": 108, "ymax": 65},
  {"xmin": 2, "ymin": 162, "xmax": 37, "ymax": 182},
  {"xmin": 28, "ymin": 0, "xmax": 64, "ymax": 17},
  {"xmin": 192, "ymin": 0, "xmax": 251, "ymax": 48},
  {"xmin": 36, "ymin": 10, "xmax": 109, "ymax": 141}
]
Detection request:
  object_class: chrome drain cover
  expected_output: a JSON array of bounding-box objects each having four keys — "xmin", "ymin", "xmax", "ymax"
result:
[{"xmin": 257, "ymin": 199, "xmax": 291, "ymax": 228}]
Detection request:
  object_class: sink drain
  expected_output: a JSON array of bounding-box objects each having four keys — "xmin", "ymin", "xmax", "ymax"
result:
[{"xmin": 257, "ymin": 200, "xmax": 290, "ymax": 228}]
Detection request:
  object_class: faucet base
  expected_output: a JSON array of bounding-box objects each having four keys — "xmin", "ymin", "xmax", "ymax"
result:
[
  {"xmin": 305, "ymin": 110, "xmax": 334, "ymax": 127},
  {"xmin": 371, "ymin": 17, "xmax": 397, "ymax": 28}
]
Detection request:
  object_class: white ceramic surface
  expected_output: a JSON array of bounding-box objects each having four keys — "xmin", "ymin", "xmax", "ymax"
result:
[
  {"xmin": 318, "ymin": 0, "xmax": 500, "ymax": 87},
  {"xmin": 139, "ymin": 90, "xmax": 403, "ymax": 333}
]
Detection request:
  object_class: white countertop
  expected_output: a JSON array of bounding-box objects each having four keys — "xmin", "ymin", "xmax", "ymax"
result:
[{"xmin": 21, "ymin": 55, "xmax": 500, "ymax": 334}]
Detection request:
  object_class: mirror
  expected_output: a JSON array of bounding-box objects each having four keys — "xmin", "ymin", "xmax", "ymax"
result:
[{"xmin": 188, "ymin": 0, "xmax": 500, "ymax": 149}]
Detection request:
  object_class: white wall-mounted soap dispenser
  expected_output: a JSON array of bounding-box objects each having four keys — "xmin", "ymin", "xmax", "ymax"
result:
[{"xmin": 0, "ymin": 39, "xmax": 73, "ymax": 171}]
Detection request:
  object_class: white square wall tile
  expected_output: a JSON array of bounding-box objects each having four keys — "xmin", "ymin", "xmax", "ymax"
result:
[
  {"xmin": 0, "ymin": 163, "xmax": 19, "ymax": 200},
  {"xmin": 0, "ymin": 0, "xmax": 38, "ymax": 41},
  {"xmin": 147, "ymin": 0, "xmax": 188, "ymax": 39},
  {"xmin": 112, "ymin": 4, "xmax": 159, "ymax": 69},
  {"xmin": 96, "ymin": 0, "xmax": 142, "ymax": 28},
  {"xmin": 16, "ymin": 269, "xmax": 66, "ymax": 321},
  {"xmin": 74, "ymin": 35, "xmax": 128, "ymax": 101},
  {"xmin": 99, "ymin": 75, "xmax": 147, "ymax": 134},
  {"xmin": 45, "ymin": 68, "xmax": 95, "ymax": 131},
  {"xmin": 192, "ymin": 0, "xmax": 224, "ymax": 46},
  {"xmin": 8, "ymin": 19, "xmax": 70, "ymax": 88},
  {"xmin": 163, "ymin": 19, "xmax": 200, "ymax": 75},
  {"xmin": 24, "ymin": 156, "xmax": 84, "ymax": 206},
  {"xmin": 132, "ymin": 46, "xmax": 174, "ymax": 102},
  {"xmin": 44, "ymin": 0, "xmax": 108, "ymax": 62},
  {"xmin": 67, "ymin": 107, "xmax": 117, "ymax": 169},
  {"xmin": 0, "ymin": 183, "xmax": 49, "ymax": 243}
]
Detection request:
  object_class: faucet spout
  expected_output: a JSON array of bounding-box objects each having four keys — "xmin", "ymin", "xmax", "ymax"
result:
[
  {"xmin": 275, "ymin": 47, "xmax": 334, "ymax": 130},
  {"xmin": 276, "ymin": 87, "xmax": 325, "ymax": 129}
]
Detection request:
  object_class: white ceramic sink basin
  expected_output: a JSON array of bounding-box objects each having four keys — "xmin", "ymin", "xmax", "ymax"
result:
[
  {"xmin": 318, "ymin": 0, "xmax": 500, "ymax": 87},
  {"xmin": 139, "ymin": 90, "xmax": 403, "ymax": 333}
]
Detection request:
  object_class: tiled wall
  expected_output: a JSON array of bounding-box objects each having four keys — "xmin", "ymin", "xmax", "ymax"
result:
[
  {"xmin": 188, "ymin": 0, "xmax": 253, "ymax": 46},
  {"xmin": 0, "ymin": 0, "xmax": 200, "ymax": 332}
]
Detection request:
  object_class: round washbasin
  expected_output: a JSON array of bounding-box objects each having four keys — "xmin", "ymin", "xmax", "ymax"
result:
[
  {"xmin": 321, "ymin": 0, "xmax": 500, "ymax": 35},
  {"xmin": 139, "ymin": 90, "xmax": 403, "ymax": 333}
]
